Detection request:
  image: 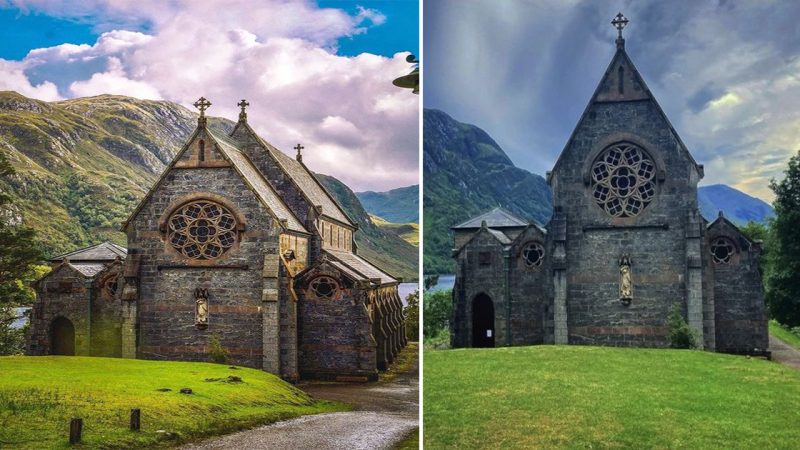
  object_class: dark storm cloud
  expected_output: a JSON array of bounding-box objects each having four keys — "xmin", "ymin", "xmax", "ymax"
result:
[{"xmin": 424, "ymin": 0, "xmax": 800, "ymax": 201}]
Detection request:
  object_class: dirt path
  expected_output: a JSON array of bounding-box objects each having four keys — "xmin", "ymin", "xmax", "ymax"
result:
[
  {"xmin": 181, "ymin": 350, "xmax": 419, "ymax": 450},
  {"xmin": 769, "ymin": 335, "xmax": 800, "ymax": 370}
]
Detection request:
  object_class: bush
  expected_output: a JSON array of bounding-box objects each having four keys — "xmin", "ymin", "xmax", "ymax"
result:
[
  {"xmin": 209, "ymin": 334, "xmax": 230, "ymax": 364},
  {"xmin": 0, "ymin": 307, "xmax": 27, "ymax": 355},
  {"xmin": 404, "ymin": 290, "xmax": 419, "ymax": 341},
  {"xmin": 423, "ymin": 289, "xmax": 452, "ymax": 340},
  {"xmin": 668, "ymin": 303, "xmax": 696, "ymax": 349},
  {"xmin": 424, "ymin": 329, "xmax": 451, "ymax": 350}
]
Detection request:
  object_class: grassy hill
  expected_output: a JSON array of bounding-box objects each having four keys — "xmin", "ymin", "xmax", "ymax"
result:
[
  {"xmin": 424, "ymin": 346, "xmax": 800, "ymax": 449},
  {"xmin": 316, "ymin": 174, "xmax": 418, "ymax": 281},
  {"xmin": 356, "ymin": 185, "xmax": 419, "ymax": 224},
  {"xmin": 0, "ymin": 91, "xmax": 415, "ymax": 279},
  {"xmin": 371, "ymin": 215, "xmax": 419, "ymax": 246},
  {"xmin": 0, "ymin": 356, "xmax": 344, "ymax": 448}
]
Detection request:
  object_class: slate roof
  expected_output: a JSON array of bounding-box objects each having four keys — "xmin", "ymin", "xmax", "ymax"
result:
[
  {"xmin": 68, "ymin": 263, "xmax": 107, "ymax": 277},
  {"xmin": 207, "ymin": 128, "xmax": 306, "ymax": 233},
  {"xmin": 487, "ymin": 228, "xmax": 512, "ymax": 244},
  {"xmin": 51, "ymin": 242, "xmax": 127, "ymax": 262},
  {"xmin": 452, "ymin": 207, "xmax": 529, "ymax": 230},
  {"xmin": 324, "ymin": 248, "xmax": 397, "ymax": 285},
  {"xmin": 241, "ymin": 124, "xmax": 355, "ymax": 227}
]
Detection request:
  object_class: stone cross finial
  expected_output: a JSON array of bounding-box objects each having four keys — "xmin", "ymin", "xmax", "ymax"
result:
[
  {"xmin": 193, "ymin": 97, "xmax": 211, "ymax": 126},
  {"xmin": 237, "ymin": 99, "xmax": 249, "ymax": 122},
  {"xmin": 612, "ymin": 12, "xmax": 629, "ymax": 49},
  {"xmin": 294, "ymin": 143, "xmax": 304, "ymax": 162}
]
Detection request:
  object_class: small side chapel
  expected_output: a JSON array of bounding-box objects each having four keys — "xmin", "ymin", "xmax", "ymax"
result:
[
  {"xmin": 450, "ymin": 15, "xmax": 768, "ymax": 355},
  {"xmin": 28, "ymin": 98, "xmax": 406, "ymax": 381}
]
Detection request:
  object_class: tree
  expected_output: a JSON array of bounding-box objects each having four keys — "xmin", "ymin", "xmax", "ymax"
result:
[
  {"xmin": 0, "ymin": 150, "xmax": 45, "ymax": 306},
  {"xmin": 403, "ymin": 290, "xmax": 419, "ymax": 341},
  {"xmin": 423, "ymin": 289, "xmax": 452, "ymax": 339},
  {"xmin": 766, "ymin": 150, "xmax": 800, "ymax": 327},
  {"xmin": 740, "ymin": 220, "xmax": 774, "ymax": 281}
]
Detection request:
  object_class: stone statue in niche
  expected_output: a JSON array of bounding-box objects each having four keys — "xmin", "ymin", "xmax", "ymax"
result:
[
  {"xmin": 619, "ymin": 254, "xmax": 633, "ymax": 304},
  {"xmin": 195, "ymin": 288, "xmax": 209, "ymax": 328}
]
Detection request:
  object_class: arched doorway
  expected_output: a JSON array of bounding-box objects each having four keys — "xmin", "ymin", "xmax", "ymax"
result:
[
  {"xmin": 472, "ymin": 294, "xmax": 495, "ymax": 348},
  {"xmin": 50, "ymin": 317, "xmax": 75, "ymax": 355}
]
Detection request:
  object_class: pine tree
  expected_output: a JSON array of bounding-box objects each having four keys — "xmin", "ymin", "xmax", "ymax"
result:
[{"xmin": 766, "ymin": 150, "xmax": 800, "ymax": 326}]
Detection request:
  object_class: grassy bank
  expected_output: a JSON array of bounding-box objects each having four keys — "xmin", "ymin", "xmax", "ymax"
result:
[
  {"xmin": 424, "ymin": 346, "xmax": 800, "ymax": 449},
  {"xmin": 0, "ymin": 356, "xmax": 345, "ymax": 449},
  {"xmin": 769, "ymin": 320, "xmax": 800, "ymax": 350}
]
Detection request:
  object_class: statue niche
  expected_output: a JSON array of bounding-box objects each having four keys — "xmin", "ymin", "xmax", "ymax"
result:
[{"xmin": 619, "ymin": 254, "xmax": 633, "ymax": 304}]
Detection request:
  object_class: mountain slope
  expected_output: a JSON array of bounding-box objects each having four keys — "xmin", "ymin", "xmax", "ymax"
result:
[
  {"xmin": 315, "ymin": 174, "xmax": 418, "ymax": 280},
  {"xmin": 423, "ymin": 109, "xmax": 553, "ymax": 273},
  {"xmin": 356, "ymin": 185, "xmax": 418, "ymax": 223},
  {"xmin": 0, "ymin": 91, "xmax": 416, "ymax": 279},
  {"xmin": 698, "ymin": 184, "xmax": 774, "ymax": 225}
]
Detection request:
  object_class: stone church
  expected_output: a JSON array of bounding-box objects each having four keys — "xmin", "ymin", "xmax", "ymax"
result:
[
  {"xmin": 451, "ymin": 15, "xmax": 768, "ymax": 355},
  {"xmin": 27, "ymin": 99, "xmax": 406, "ymax": 381}
]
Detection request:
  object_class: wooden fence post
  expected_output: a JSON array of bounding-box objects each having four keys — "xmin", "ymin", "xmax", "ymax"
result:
[
  {"xmin": 69, "ymin": 418, "xmax": 82, "ymax": 444},
  {"xmin": 130, "ymin": 408, "xmax": 141, "ymax": 431}
]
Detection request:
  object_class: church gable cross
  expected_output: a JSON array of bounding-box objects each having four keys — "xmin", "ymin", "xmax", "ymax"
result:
[
  {"xmin": 193, "ymin": 96, "xmax": 211, "ymax": 126},
  {"xmin": 294, "ymin": 143, "xmax": 304, "ymax": 162},
  {"xmin": 612, "ymin": 12, "xmax": 629, "ymax": 49},
  {"xmin": 237, "ymin": 99, "xmax": 249, "ymax": 122}
]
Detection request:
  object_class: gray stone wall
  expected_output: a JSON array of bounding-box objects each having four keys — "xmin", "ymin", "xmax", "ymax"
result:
[
  {"xmin": 708, "ymin": 220, "xmax": 769, "ymax": 354},
  {"xmin": 28, "ymin": 266, "xmax": 92, "ymax": 356},
  {"xmin": 452, "ymin": 229, "xmax": 508, "ymax": 347},
  {"xmin": 127, "ymin": 162, "xmax": 280, "ymax": 369},
  {"xmin": 549, "ymin": 99, "xmax": 701, "ymax": 347},
  {"xmin": 296, "ymin": 264, "xmax": 377, "ymax": 381},
  {"xmin": 508, "ymin": 226, "xmax": 551, "ymax": 345}
]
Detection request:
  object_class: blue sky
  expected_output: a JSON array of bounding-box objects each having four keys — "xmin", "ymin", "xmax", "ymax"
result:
[
  {"xmin": 0, "ymin": 0, "xmax": 419, "ymax": 192},
  {"xmin": 424, "ymin": 0, "xmax": 800, "ymax": 202}
]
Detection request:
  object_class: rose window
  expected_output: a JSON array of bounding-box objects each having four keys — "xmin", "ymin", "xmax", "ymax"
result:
[
  {"xmin": 310, "ymin": 276, "xmax": 339, "ymax": 299},
  {"xmin": 522, "ymin": 242, "xmax": 545, "ymax": 268},
  {"xmin": 590, "ymin": 143, "xmax": 656, "ymax": 218},
  {"xmin": 168, "ymin": 201, "xmax": 238, "ymax": 259},
  {"xmin": 710, "ymin": 237, "xmax": 735, "ymax": 265}
]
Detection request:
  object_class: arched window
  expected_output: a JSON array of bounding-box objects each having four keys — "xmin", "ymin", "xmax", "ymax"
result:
[
  {"xmin": 710, "ymin": 237, "xmax": 736, "ymax": 265},
  {"xmin": 521, "ymin": 242, "xmax": 545, "ymax": 268},
  {"xmin": 167, "ymin": 200, "xmax": 238, "ymax": 259},
  {"xmin": 590, "ymin": 142, "xmax": 656, "ymax": 218}
]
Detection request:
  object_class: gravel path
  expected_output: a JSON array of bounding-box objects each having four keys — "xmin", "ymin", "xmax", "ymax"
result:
[
  {"xmin": 769, "ymin": 335, "xmax": 800, "ymax": 370},
  {"xmin": 182, "ymin": 351, "xmax": 419, "ymax": 450}
]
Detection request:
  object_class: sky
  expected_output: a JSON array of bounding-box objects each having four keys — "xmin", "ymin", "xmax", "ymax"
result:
[
  {"xmin": 424, "ymin": 0, "xmax": 800, "ymax": 203},
  {"xmin": 0, "ymin": 0, "xmax": 419, "ymax": 192}
]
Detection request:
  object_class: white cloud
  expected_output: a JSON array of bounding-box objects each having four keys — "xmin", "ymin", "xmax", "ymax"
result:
[
  {"xmin": 0, "ymin": 60, "xmax": 61, "ymax": 101},
  {"xmin": 0, "ymin": 0, "xmax": 418, "ymax": 191}
]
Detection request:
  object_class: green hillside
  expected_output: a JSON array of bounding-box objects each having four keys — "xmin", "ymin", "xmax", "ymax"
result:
[
  {"xmin": 0, "ymin": 91, "xmax": 415, "ymax": 279},
  {"xmin": 356, "ymin": 184, "xmax": 419, "ymax": 223},
  {"xmin": 316, "ymin": 174, "xmax": 418, "ymax": 281},
  {"xmin": 425, "ymin": 346, "xmax": 800, "ymax": 449},
  {"xmin": 0, "ymin": 356, "xmax": 343, "ymax": 448},
  {"xmin": 423, "ymin": 109, "xmax": 553, "ymax": 274}
]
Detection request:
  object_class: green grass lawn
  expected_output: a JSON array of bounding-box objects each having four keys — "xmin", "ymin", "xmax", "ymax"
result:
[
  {"xmin": 0, "ymin": 356, "xmax": 345, "ymax": 449},
  {"xmin": 424, "ymin": 346, "xmax": 800, "ymax": 449},
  {"xmin": 769, "ymin": 320, "xmax": 800, "ymax": 350}
]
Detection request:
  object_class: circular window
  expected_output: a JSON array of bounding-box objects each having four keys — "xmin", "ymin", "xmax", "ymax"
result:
[
  {"xmin": 710, "ymin": 237, "xmax": 736, "ymax": 265},
  {"xmin": 590, "ymin": 143, "xmax": 656, "ymax": 218},
  {"xmin": 168, "ymin": 200, "xmax": 238, "ymax": 260},
  {"xmin": 522, "ymin": 242, "xmax": 545, "ymax": 268},
  {"xmin": 310, "ymin": 276, "xmax": 339, "ymax": 299},
  {"xmin": 105, "ymin": 277, "xmax": 118, "ymax": 297}
]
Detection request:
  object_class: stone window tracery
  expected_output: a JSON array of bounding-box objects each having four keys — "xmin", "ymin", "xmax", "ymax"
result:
[
  {"xmin": 168, "ymin": 200, "xmax": 238, "ymax": 260},
  {"xmin": 710, "ymin": 237, "xmax": 736, "ymax": 265},
  {"xmin": 522, "ymin": 242, "xmax": 545, "ymax": 268},
  {"xmin": 590, "ymin": 142, "xmax": 656, "ymax": 218},
  {"xmin": 310, "ymin": 276, "xmax": 339, "ymax": 299}
]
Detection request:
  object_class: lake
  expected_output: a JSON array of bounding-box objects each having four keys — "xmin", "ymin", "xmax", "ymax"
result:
[
  {"xmin": 11, "ymin": 307, "xmax": 30, "ymax": 329},
  {"xmin": 426, "ymin": 274, "xmax": 455, "ymax": 293},
  {"xmin": 399, "ymin": 282, "xmax": 420, "ymax": 305}
]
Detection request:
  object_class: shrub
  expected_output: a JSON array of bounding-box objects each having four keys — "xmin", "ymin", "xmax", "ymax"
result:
[
  {"xmin": 423, "ymin": 289, "xmax": 452, "ymax": 340},
  {"xmin": 404, "ymin": 290, "xmax": 419, "ymax": 341},
  {"xmin": 668, "ymin": 303, "xmax": 696, "ymax": 349},
  {"xmin": 209, "ymin": 334, "xmax": 230, "ymax": 364}
]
